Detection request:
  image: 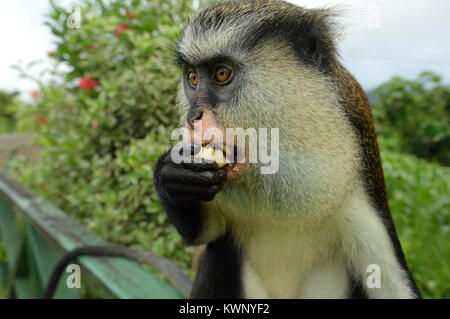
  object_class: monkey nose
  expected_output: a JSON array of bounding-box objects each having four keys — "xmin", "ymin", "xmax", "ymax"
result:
[
  {"xmin": 188, "ymin": 110, "xmax": 204, "ymax": 128},
  {"xmin": 192, "ymin": 128, "xmax": 214, "ymax": 146},
  {"xmin": 185, "ymin": 109, "xmax": 223, "ymax": 146}
]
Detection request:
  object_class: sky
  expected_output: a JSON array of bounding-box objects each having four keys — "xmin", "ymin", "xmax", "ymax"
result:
[{"xmin": 0, "ymin": 0, "xmax": 449, "ymax": 99}]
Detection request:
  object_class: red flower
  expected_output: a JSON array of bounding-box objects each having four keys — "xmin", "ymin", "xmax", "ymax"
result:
[
  {"xmin": 79, "ymin": 77, "xmax": 99, "ymax": 93},
  {"xmin": 114, "ymin": 23, "xmax": 130, "ymax": 36},
  {"xmin": 91, "ymin": 121, "xmax": 99, "ymax": 129},
  {"xmin": 126, "ymin": 12, "xmax": 134, "ymax": 19},
  {"xmin": 87, "ymin": 44, "xmax": 96, "ymax": 50},
  {"xmin": 48, "ymin": 50, "xmax": 57, "ymax": 57},
  {"xmin": 30, "ymin": 90, "xmax": 41, "ymax": 100},
  {"xmin": 37, "ymin": 117, "xmax": 48, "ymax": 125}
]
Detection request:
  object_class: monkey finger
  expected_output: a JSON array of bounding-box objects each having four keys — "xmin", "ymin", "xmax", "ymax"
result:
[
  {"xmin": 181, "ymin": 159, "xmax": 219, "ymax": 172},
  {"xmin": 177, "ymin": 193, "xmax": 217, "ymax": 202},
  {"xmin": 168, "ymin": 143, "xmax": 201, "ymax": 160},
  {"xmin": 161, "ymin": 167, "xmax": 226, "ymax": 185},
  {"xmin": 162, "ymin": 145, "xmax": 205, "ymax": 169},
  {"xmin": 176, "ymin": 192, "xmax": 218, "ymax": 202},
  {"xmin": 166, "ymin": 184, "xmax": 224, "ymax": 201}
]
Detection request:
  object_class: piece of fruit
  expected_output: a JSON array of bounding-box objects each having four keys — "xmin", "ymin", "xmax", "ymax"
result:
[{"xmin": 193, "ymin": 145, "xmax": 231, "ymax": 168}]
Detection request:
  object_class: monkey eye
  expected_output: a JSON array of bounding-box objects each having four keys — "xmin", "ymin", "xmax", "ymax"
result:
[
  {"xmin": 214, "ymin": 66, "xmax": 233, "ymax": 84},
  {"xmin": 188, "ymin": 70, "xmax": 198, "ymax": 87}
]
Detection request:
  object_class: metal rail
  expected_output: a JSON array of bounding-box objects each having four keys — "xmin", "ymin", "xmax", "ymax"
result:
[{"xmin": 0, "ymin": 173, "xmax": 185, "ymax": 299}]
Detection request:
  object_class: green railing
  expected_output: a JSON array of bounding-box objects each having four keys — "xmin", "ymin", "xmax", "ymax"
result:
[{"xmin": 0, "ymin": 173, "xmax": 185, "ymax": 299}]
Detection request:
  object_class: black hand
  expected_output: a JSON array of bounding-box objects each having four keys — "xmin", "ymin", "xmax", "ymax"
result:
[
  {"xmin": 156, "ymin": 144, "xmax": 226, "ymax": 204},
  {"xmin": 154, "ymin": 144, "xmax": 227, "ymax": 243}
]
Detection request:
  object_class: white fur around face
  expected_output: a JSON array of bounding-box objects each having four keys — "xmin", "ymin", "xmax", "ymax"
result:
[{"xmin": 179, "ymin": 17, "xmax": 361, "ymax": 218}]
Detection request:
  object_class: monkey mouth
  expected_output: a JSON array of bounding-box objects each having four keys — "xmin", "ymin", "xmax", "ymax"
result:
[
  {"xmin": 200, "ymin": 142, "xmax": 248, "ymax": 180},
  {"xmin": 220, "ymin": 144, "xmax": 248, "ymax": 181},
  {"xmin": 225, "ymin": 161, "xmax": 247, "ymax": 181}
]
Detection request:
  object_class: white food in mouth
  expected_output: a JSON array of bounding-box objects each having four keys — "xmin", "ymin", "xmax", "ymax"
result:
[{"xmin": 193, "ymin": 145, "xmax": 231, "ymax": 168}]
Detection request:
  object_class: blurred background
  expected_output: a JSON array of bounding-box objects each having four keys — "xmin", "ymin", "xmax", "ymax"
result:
[{"xmin": 0, "ymin": 0, "xmax": 448, "ymax": 298}]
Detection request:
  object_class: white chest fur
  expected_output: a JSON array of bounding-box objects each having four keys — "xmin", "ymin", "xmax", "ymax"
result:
[
  {"xmin": 235, "ymin": 183, "xmax": 417, "ymax": 299},
  {"xmin": 237, "ymin": 214, "xmax": 350, "ymax": 298}
]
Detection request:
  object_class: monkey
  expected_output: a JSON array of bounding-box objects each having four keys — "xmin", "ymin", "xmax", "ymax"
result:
[{"xmin": 153, "ymin": 0, "xmax": 421, "ymax": 299}]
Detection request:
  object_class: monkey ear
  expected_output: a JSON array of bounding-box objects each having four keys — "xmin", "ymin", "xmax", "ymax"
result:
[
  {"xmin": 296, "ymin": 9, "xmax": 337, "ymax": 70},
  {"xmin": 307, "ymin": 38, "xmax": 323, "ymax": 66},
  {"xmin": 306, "ymin": 38, "xmax": 324, "ymax": 67}
]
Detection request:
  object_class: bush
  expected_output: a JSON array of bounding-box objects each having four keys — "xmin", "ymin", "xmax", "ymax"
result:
[
  {"xmin": 11, "ymin": 0, "xmax": 194, "ymax": 273},
  {"xmin": 372, "ymin": 72, "xmax": 450, "ymax": 165},
  {"xmin": 381, "ymin": 149, "xmax": 450, "ymax": 298},
  {"xmin": 0, "ymin": 90, "xmax": 20, "ymax": 133}
]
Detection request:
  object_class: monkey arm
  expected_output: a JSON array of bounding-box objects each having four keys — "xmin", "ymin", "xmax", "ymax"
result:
[
  {"xmin": 154, "ymin": 148, "xmax": 227, "ymax": 245},
  {"xmin": 337, "ymin": 186, "xmax": 420, "ymax": 298}
]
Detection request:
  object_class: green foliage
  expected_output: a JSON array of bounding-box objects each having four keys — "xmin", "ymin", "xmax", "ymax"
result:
[
  {"xmin": 382, "ymin": 148, "xmax": 450, "ymax": 298},
  {"xmin": 0, "ymin": 90, "xmax": 20, "ymax": 133},
  {"xmin": 0, "ymin": 240, "xmax": 6, "ymax": 263},
  {"xmin": 372, "ymin": 71, "xmax": 450, "ymax": 165},
  {"xmin": 11, "ymin": 0, "xmax": 194, "ymax": 273},
  {"xmin": 373, "ymin": 72, "xmax": 449, "ymax": 298}
]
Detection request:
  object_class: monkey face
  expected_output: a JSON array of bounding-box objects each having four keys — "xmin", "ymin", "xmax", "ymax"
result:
[
  {"xmin": 176, "ymin": 39, "xmax": 253, "ymax": 182},
  {"xmin": 175, "ymin": 1, "xmax": 361, "ymax": 215}
]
